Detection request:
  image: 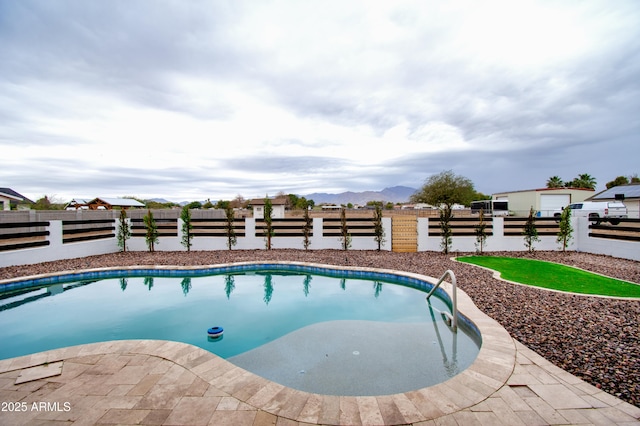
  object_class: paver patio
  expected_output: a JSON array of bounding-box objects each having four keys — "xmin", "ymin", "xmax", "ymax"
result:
[{"xmin": 0, "ymin": 339, "xmax": 638, "ymax": 425}]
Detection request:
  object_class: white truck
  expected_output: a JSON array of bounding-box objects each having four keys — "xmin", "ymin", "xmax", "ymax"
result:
[{"xmin": 555, "ymin": 201, "xmax": 628, "ymax": 225}]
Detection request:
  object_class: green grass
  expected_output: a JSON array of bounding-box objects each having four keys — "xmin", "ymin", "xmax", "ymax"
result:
[{"xmin": 457, "ymin": 256, "xmax": 640, "ymax": 298}]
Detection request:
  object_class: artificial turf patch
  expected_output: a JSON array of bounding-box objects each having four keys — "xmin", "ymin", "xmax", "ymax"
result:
[{"xmin": 457, "ymin": 256, "xmax": 640, "ymax": 298}]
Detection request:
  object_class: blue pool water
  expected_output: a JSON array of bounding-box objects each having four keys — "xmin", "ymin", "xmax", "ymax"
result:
[{"xmin": 0, "ymin": 264, "xmax": 481, "ymax": 395}]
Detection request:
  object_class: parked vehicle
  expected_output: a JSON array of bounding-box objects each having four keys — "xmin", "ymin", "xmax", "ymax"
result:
[
  {"xmin": 555, "ymin": 201, "xmax": 628, "ymax": 225},
  {"xmin": 470, "ymin": 200, "xmax": 509, "ymax": 216}
]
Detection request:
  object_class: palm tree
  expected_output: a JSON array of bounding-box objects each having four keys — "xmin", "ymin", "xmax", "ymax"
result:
[
  {"xmin": 546, "ymin": 176, "xmax": 564, "ymax": 188},
  {"xmin": 571, "ymin": 173, "xmax": 597, "ymax": 190}
]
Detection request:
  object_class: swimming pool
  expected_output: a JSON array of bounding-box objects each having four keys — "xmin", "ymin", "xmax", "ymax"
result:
[{"xmin": 0, "ymin": 262, "xmax": 481, "ymax": 395}]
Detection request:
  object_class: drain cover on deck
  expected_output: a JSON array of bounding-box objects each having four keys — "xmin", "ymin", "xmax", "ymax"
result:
[{"xmin": 15, "ymin": 362, "xmax": 63, "ymax": 384}]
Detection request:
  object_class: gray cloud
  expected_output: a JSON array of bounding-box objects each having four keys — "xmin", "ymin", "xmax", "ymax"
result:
[{"xmin": 1, "ymin": 1, "xmax": 639, "ymax": 202}]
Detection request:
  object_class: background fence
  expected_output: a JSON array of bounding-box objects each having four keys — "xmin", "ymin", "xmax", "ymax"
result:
[{"xmin": 1, "ymin": 210, "xmax": 639, "ymax": 267}]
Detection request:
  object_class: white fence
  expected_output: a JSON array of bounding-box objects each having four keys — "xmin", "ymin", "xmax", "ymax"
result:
[
  {"xmin": 1, "ymin": 216, "xmax": 638, "ymax": 268},
  {"xmin": 418, "ymin": 217, "xmax": 639, "ymax": 260}
]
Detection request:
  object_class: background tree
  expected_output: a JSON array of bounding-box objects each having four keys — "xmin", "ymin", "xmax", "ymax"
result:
[
  {"xmin": 474, "ymin": 208, "xmax": 488, "ymax": 254},
  {"xmin": 215, "ymin": 200, "xmax": 230, "ymax": 209},
  {"xmin": 606, "ymin": 174, "xmax": 639, "ymax": 189},
  {"xmin": 143, "ymin": 199, "xmax": 180, "ymax": 209},
  {"xmin": 230, "ymin": 194, "xmax": 247, "ymax": 209},
  {"xmin": 225, "ymin": 205, "xmax": 237, "ymax": 250},
  {"xmin": 546, "ymin": 176, "xmax": 565, "ymax": 188},
  {"xmin": 117, "ymin": 208, "xmax": 131, "ymax": 252},
  {"xmin": 302, "ymin": 202, "xmax": 312, "ymax": 250},
  {"xmin": 606, "ymin": 175, "xmax": 629, "ymax": 189},
  {"xmin": 143, "ymin": 209, "xmax": 159, "ymax": 252},
  {"xmin": 287, "ymin": 193, "xmax": 312, "ymax": 210},
  {"xmin": 556, "ymin": 206, "xmax": 573, "ymax": 252},
  {"xmin": 340, "ymin": 207, "xmax": 351, "ymax": 250},
  {"xmin": 263, "ymin": 197, "xmax": 274, "ymax": 250},
  {"xmin": 523, "ymin": 207, "xmax": 540, "ymax": 253},
  {"xmin": 287, "ymin": 193, "xmax": 299, "ymax": 210},
  {"xmin": 180, "ymin": 205, "xmax": 193, "ymax": 252},
  {"xmin": 202, "ymin": 199, "xmax": 214, "ymax": 209},
  {"xmin": 411, "ymin": 170, "xmax": 477, "ymax": 207},
  {"xmin": 31, "ymin": 195, "xmax": 65, "ymax": 210},
  {"xmin": 472, "ymin": 191, "xmax": 492, "ymax": 201},
  {"xmin": 373, "ymin": 203, "xmax": 385, "ymax": 251},
  {"xmin": 412, "ymin": 170, "xmax": 475, "ymax": 254},
  {"xmin": 569, "ymin": 173, "xmax": 597, "ymax": 189}
]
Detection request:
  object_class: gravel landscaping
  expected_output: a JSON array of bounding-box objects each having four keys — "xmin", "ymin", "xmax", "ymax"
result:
[{"xmin": 1, "ymin": 250, "xmax": 638, "ymax": 407}]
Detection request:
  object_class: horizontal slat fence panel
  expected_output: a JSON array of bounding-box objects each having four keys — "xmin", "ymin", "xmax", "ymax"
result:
[
  {"xmin": 191, "ymin": 218, "xmax": 246, "ymax": 237},
  {"xmin": 589, "ymin": 219, "xmax": 640, "ymax": 242},
  {"xmin": 504, "ymin": 217, "xmax": 559, "ymax": 236},
  {"xmin": 321, "ymin": 218, "xmax": 376, "ymax": 237},
  {"xmin": 0, "ymin": 221, "xmax": 50, "ymax": 251},
  {"xmin": 62, "ymin": 219, "xmax": 115, "ymax": 243},
  {"xmin": 255, "ymin": 218, "xmax": 311, "ymax": 237},
  {"xmin": 427, "ymin": 217, "xmax": 494, "ymax": 236},
  {"xmin": 131, "ymin": 218, "xmax": 178, "ymax": 237}
]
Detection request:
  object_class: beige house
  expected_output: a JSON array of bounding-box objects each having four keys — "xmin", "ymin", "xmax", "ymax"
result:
[
  {"xmin": 492, "ymin": 187, "xmax": 595, "ymax": 217},
  {"xmin": 250, "ymin": 197, "xmax": 287, "ymax": 219}
]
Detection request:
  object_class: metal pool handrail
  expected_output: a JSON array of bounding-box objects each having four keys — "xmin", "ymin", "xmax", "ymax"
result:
[{"xmin": 426, "ymin": 269, "xmax": 458, "ymax": 332}]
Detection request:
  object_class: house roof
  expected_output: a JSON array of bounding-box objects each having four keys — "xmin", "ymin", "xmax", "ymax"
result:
[
  {"xmin": 87, "ymin": 197, "xmax": 145, "ymax": 208},
  {"xmin": 0, "ymin": 188, "xmax": 34, "ymax": 203},
  {"xmin": 493, "ymin": 187, "xmax": 595, "ymax": 195},
  {"xmin": 64, "ymin": 199, "xmax": 91, "ymax": 209},
  {"xmin": 588, "ymin": 184, "xmax": 640, "ymax": 200},
  {"xmin": 67, "ymin": 198, "xmax": 90, "ymax": 205}
]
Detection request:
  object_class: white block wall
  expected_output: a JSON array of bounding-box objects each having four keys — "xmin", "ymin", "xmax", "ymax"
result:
[
  {"xmin": 418, "ymin": 217, "xmax": 579, "ymax": 253},
  {"xmin": 1, "ymin": 216, "xmax": 637, "ymax": 268}
]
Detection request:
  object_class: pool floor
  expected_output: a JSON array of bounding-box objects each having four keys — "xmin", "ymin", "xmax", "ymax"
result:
[{"xmin": 230, "ymin": 319, "xmax": 465, "ymax": 395}]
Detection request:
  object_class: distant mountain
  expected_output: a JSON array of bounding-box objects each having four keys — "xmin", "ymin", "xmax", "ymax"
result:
[
  {"xmin": 304, "ymin": 186, "xmax": 416, "ymax": 206},
  {"xmin": 148, "ymin": 198, "xmax": 213, "ymax": 206},
  {"xmin": 148, "ymin": 198, "xmax": 173, "ymax": 204},
  {"xmin": 177, "ymin": 200, "xmax": 215, "ymax": 206}
]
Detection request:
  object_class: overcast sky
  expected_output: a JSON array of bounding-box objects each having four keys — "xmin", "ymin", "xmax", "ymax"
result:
[{"xmin": 1, "ymin": 1, "xmax": 639, "ymax": 203}]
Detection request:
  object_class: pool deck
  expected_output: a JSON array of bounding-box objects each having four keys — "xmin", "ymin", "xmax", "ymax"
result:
[{"xmin": 1, "ymin": 339, "xmax": 639, "ymax": 426}]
